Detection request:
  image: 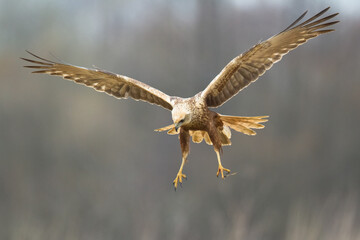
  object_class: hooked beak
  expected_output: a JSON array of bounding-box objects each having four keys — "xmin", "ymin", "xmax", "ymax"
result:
[{"xmin": 174, "ymin": 122, "xmax": 181, "ymax": 132}]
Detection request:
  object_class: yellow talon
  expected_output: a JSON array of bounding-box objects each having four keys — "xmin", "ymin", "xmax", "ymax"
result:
[
  {"xmin": 216, "ymin": 165, "xmax": 231, "ymax": 179},
  {"xmin": 215, "ymin": 150, "xmax": 230, "ymax": 179},
  {"xmin": 173, "ymin": 155, "xmax": 187, "ymax": 190},
  {"xmin": 173, "ymin": 172, "xmax": 187, "ymax": 189}
]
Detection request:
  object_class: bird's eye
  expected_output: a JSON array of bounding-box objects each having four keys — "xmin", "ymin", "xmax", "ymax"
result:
[{"xmin": 179, "ymin": 119, "xmax": 185, "ymax": 123}]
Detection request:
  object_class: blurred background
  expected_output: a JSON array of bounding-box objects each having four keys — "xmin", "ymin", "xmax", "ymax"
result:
[{"xmin": 1, "ymin": 0, "xmax": 360, "ymax": 239}]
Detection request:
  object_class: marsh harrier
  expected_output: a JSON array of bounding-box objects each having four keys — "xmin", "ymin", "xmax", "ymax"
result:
[{"xmin": 22, "ymin": 7, "xmax": 338, "ymax": 189}]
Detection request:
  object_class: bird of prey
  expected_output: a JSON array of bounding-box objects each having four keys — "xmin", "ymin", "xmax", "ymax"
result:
[{"xmin": 22, "ymin": 7, "xmax": 338, "ymax": 189}]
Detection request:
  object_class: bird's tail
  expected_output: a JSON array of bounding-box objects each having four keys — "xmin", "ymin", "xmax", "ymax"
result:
[{"xmin": 219, "ymin": 115, "xmax": 269, "ymax": 136}]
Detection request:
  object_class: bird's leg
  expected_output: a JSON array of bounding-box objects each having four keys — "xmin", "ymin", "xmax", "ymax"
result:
[
  {"xmin": 215, "ymin": 149, "xmax": 230, "ymax": 179},
  {"xmin": 173, "ymin": 129, "xmax": 190, "ymax": 189},
  {"xmin": 173, "ymin": 155, "xmax": 187, "ymax": 189},
  {"xmin": 207, "ymin": 122, "xmax": 231, "ymax": 179}
]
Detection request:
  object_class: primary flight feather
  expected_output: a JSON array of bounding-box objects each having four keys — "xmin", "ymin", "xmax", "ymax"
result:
[{"xmin": 22, "ymin": 7, "xmax": 338, "ymax": 189}]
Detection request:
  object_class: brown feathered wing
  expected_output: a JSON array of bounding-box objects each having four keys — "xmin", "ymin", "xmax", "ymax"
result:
[
  {"xmin": 201, "ymin": 7, "xmax": 339, "ymax": 107},
  {"xmin": 22, "ymin": 51, "xmax": 173, "ymax": 110}
]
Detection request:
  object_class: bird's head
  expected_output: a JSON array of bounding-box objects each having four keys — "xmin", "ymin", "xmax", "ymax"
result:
[{"xmin": 172, "ymin": 109, "xmax": 192, "ymax": 132}]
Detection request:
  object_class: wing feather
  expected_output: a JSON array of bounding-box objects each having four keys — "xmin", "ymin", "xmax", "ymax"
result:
[
  {"xmin": 201, "ymin": 7, "xmax": 339, "ymax": 108},
  {"xmin": 22, "ymin": 51, "xmax": 173, "ymax": 110}
]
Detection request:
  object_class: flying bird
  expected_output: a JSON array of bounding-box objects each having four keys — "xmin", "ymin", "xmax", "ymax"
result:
[{"xmin": 22, "ymin": 7, "xmax": 338, "ymax": 189}]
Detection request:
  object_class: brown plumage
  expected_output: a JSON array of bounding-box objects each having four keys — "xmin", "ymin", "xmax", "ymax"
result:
[{"xmin": 22, "ymin": 8, "xmax": 339, "ymax": 189}]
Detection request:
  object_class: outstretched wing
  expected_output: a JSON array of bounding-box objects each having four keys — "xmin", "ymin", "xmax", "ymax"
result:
[
  {"xmin": 22, "ymin": 51, "xmax": 173, "ymax": 110},
  {"xmin": 201, "ymin": 7, "xmax": 339, "ymax": 108}
]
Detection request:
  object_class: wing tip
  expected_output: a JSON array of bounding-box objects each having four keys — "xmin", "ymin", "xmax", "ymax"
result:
[
  {"xmin": 22, "ymin": 50, "xmax": 57, "ymax": 64},
  {"xmin": 281, "ymin": 6, "xmax": 338, "ymax": 33}
]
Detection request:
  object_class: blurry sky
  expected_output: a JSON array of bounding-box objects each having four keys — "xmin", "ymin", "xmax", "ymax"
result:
[
  {"xmin": 230, "ymin": 0, "xmax": 360, "ymax": 15},
  {"xmin": 1, "ymin": 1, "xmax": 359, "ymax": 240}
]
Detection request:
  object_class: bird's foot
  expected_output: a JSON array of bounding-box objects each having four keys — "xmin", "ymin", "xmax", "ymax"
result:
[
  {"xmin": 173, "ymin": 172, "xmax": 187, "ymax": 190},
  {"xmin": 216, "ymin": 165, "xmax": 231, "ymax": 179}
]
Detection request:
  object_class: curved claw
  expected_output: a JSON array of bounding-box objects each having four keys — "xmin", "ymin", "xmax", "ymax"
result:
[
  {"xmin": 216, "ymin": 166, "xmax": 231, "ymax": 179},
  {"xmin": 173, "ymin": 172, "xmax": 187, "ymax": 189}
]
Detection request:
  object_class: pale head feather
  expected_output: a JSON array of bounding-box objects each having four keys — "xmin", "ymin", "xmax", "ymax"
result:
[{"xmin": 171, "ymin": 104, "xmax": 192, "ymax": 126}]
